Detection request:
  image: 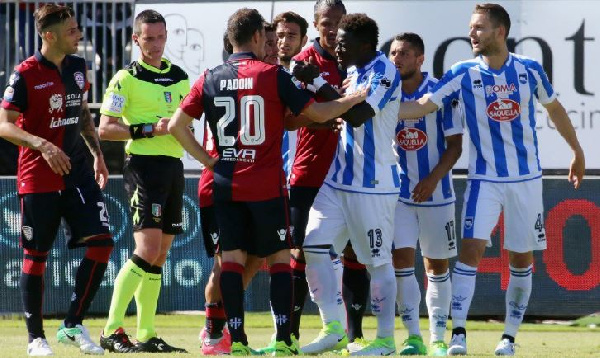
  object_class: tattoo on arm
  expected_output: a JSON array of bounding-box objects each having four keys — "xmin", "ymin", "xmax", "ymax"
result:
[{"xmin": 80, "ymin": 103, "xmax": 103, "ymax": 157}]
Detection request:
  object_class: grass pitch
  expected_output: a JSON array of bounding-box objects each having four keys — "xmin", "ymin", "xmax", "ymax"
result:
[{"xmin": 1, "ymin": 313, "xmax": 599, "ymax": 357}]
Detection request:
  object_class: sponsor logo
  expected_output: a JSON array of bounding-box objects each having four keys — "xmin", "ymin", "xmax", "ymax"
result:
[
  {"xmin": 519, "ymin": 73, "xmax": 528, "ymax": 84},
  {"xmin": 351, "ymin": 303, "xmax": 362, "ymax": 311},
  {"xmin": 34, "ymin": 81, "xmax": 54, "ymax": 90},
  {"xmin": 50, "ymin": 117, "xmax": 79, "ymax": 128},
  {"xmin": 3, "ymin": 86, "xmax": 14, "ymax": 101},
  {"xmin": 107, "ymin": 93, "xmax": 125, "ymax": 114},
  {"xmin": 397, "ymin": 127, "xmax": 428, "ymax": 151},
  {"xmin": 74, "ymin": 71, "xmax": 85, "ymax": 89},
  {"xmin": 228, "ymin": 317, "xmax": 242, "ymax": 330},
  {"xmin": 24, "ymin": 311, "xmax": 32, "ymax": 318},
  {"xmin": 472, "ymin": 79, "xmax": 482, "ymax": 89},
  {"xmin": 66, "ymin": 93, "xmax": 81, "ymax": 108},
  {"xmin": 8, "ymin": 73, "xmax": 19, "ymax": 86},
  {"xmin": 274, "ymin": 314, "xmax": 288, "ymax": 325},
  {"xmin": 210, "ymin": 232, "xmax": 219, "ymax": 245},
  {"xmin": 485, "ymin": 83, "xmax": 516, "ymax": 97},
  {"xmin": 277, "ymin": 229, "xmax": 287, "ymax": 241},
  {"xmin": 219, "ymin": 78, "xmax": 254, "ymax": 91},
  {"xmin": 22, "ymin": 226, "xmax": 33, "ymax": 241},
  {"xmin": 379, "ymin": 78, "xmax": 391, "ymax": 88},
  {"xmin": 164, "ymin": 91, "xmax": 172, "ymax": 103},
  {"xmin": 222, "ymin": 148, "xmax": 256, "ymax": 163},
  {"xmin": 71, "ymin": 292, "xmax": 77, "ymax": 302},
  {"xmin": 486, "ymin": 98, "xmax": 520, "ymax": 122},
  {"xmin": 49, "ymin": 93, "xmax": 63, "ymax": 113},
  {"xmin": 154, "ymin": 78, "xmax": 173, "ymax": 83},
  {"xmin": 152, "ymin": 203, "xmax": 162, "ymax": 217}
]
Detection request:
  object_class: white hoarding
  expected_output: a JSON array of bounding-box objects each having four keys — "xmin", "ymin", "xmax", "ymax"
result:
[{"xmin": 135, "ymin": 0, "xmax": 599, "ymax": 170}]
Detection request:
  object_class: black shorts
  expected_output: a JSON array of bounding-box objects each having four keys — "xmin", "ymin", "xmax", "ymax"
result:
[
  {"xmin": 215, "ymin": 197, "xmax": 292, "ymax": 258},
  {"xmin": 20, "ymin": 178, "xmax": 112, "ymax": 252},
  {"xmin": 200, "ymin": 205, "xmax": 220, "ymax": 257},
  {"xmin": 289, "ymin": 186, "xmax": 320, "ymax": 248},
  {"xmin": 124, "ymin": 155, "xmax": 184, "ymax": 235}
]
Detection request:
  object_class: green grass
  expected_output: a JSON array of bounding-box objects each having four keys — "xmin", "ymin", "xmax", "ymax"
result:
[{"xmin": 2, "ymin": 313, "xmax": 600, "ymax": 357}]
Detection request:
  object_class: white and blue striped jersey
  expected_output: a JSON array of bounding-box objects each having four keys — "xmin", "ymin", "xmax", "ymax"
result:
[
  {"xmin": 324, "ymin": 51, "xmax": 402, "ymax": 194},
  {"xmin": 397, "ymin": 73, "xmax": 463, "ymax": 206},
  {"xmin": 429, "ymin": 53, "xmax": 555, "ymax": 182},
  {"xmin": 282, "ymin": 129, "xmax": 297, "ymax": 182}
]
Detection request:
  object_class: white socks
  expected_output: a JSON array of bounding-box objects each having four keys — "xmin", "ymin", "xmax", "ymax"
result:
[
  {"xmin": 450, "ymin": 261, "xmax": 477, "ymax": 329},
  {"xmin": 504, "ymin": 264, "xmax": 532, "ymax": 338},
  {"xmin": 332, "ymin": 255, "xmax": 348, "ymax": 331},
  {"xmin": 395, "ymin": 267, "xmax": 421, "ymax": 336},
  {"xmin": 426, "ymin": 271, "xmax": 451, "ymax": 342},
  {"xmin": 368, "ymin": 263, "xmax": 397, "ymax": 338},
  {"xmin": 304, "ymin": 248, "xmax": 340, "ymax": 324}
]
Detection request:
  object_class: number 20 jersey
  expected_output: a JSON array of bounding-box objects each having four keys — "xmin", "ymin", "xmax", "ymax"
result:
[{"xmin": 180, "ymin": 52, "xmax": 314, "ymax": 202}]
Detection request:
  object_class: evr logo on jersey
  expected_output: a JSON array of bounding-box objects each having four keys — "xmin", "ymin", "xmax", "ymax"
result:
[
  {"xmin": 486, "ymin": 99, "xmax": 520, "ymax": 122},
  {"xmin": 222, "ymin": 148, "xmax": 256, "ymax": 162},
  {"xmin": 397, "ymin": 127, "xmax": 428, "ymax": 151}
]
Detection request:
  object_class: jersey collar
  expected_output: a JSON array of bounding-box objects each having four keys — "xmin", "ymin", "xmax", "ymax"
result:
[
  {"xmin": 228, "ymin": 52, "xmax": 258, "ymax": 62},
  {"xmin": 477, "ymin": 53, "xmax": 513, "ymax": 74},
  {"xmin": 138, "ymin": 57, "xmax": 172, "ymax": 74},
  {"xmin": 34, "ymin": 50, "xmax": 70, "ymax": 70},
  {"xmin": 313, "ymin": 38, "xmax": 337, "ymax": 61}
]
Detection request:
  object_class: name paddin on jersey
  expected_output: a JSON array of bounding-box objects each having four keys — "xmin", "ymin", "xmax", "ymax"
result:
[
  {"xmin": 219, "ymin": 78, "xmax": 253, "ymax": 91},
  {"xmin": 487, "ymin": 98, "xmax": 521, "ymax": 122},
  {"xmin": 397, "ymin": 127, "xmax": 428, "ymax": 151}
]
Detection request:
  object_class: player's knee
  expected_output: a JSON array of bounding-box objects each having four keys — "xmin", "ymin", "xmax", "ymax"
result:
[
  {"xmin": 22, "ymin": 249, "xmax": 49, "ymax": 276},
  {"xmin": 84, "ymin": 235, "xmax": 114, "ymax": 263},
  {"xmin": 424, "ymin": 258, "xmax": 449, "ymax": 274},
  {"xmin": 135, "ymin": 245, "xmax": 161, "ymax": 264}
]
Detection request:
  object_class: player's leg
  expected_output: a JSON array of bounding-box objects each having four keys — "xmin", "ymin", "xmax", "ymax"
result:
[
  {"xmin": 59, "ymin": 180, "xmax": 114, "ymax": 355},
  {"xmin": 495, "ymin": 179, "xmax": 545, "ymax": 356},
  {"xmin": 134, "ymin": 158, "xmax": 186, "ymax": 353},
  {"xmin": 302, "ymin": 185, "xmax": 349, "ymax": 354},
  {"xmin": 20, "ymin": 193, "xmax": 61, "ymax": 356},
  {"xmin": 345, "ymin": 192, "xmax": 397, "ymax": 356},
  {"xmin": 392, "ymin": 202, "xmax": 424, "ymax": 355},
  {"xmin": 449, "ymin": 180, "xmax": 501, "ymax": 356},
  {"xmin": 342, "ymin": 243, "xmax": 369, "ymax": 344},
  {"xmin": 420, "ymin": 204, "xmax": 457, "ymax": 356}
]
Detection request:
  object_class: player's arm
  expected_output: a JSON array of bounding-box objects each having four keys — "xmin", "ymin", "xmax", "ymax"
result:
[
  {"xmin": 398, "ymin": 94, "xmax": 439, "ymax": 120},
  {"xmin": 544, "ymin": 99, "xmax": 585, "ymax": 188},
  {"xmin": 0, "ymin": 108, "xmax": 71, "ymax": 175},
  {"xmin": 412, "ymin": 134, "xmax": 462, "ymax": 202},
  {"xmin": 308, "ymin": 84, "xmax": 375, "ymax": 127},
  {"xmin": 168, "ymin": 108, "xmax": 217, "ymax": 170},
  {"xmin": 80, "ymin": 101, "xmax": 108, "ymax": 188}
]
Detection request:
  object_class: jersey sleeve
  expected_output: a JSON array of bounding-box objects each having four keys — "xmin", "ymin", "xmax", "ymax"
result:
[
  {"xmin": 99, "ymin": 70, "xmax": 130, "ymax": 118},
  {"xmin": 363, "ymin": 62, "xmax": 401, "ymax": 115},
  {"xmin": 441, "ymin": 99, "xmax": 464, "ymax": 137},
  {"xmin": 180, "ymin": 71, "xmax": 206, "ymax": 119},
  {"xmin": 276, "ymin": 67, "xmax": 314, "ymax": 116},
  {"xmin": 1, "ymin": 70, "xmax": 28, "ymax": 112},
  {"xmin": 528, "ymin": 59, "xmax": 556, "ymax": 105},
  {"xmin": 429, "ymin": 67, "xmax": 462, "ymax": 109}
]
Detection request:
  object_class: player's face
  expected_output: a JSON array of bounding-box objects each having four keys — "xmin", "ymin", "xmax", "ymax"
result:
[
  {"xmin": 335, "ymin": 29, "xmax": 362, "ymax": 69},
  {"xmin": 469, "ymin": 12, "xmax": 501, "ymax": 56},
  {"xmin": 134, "ymin": 22, "xmax": 168, "ymax": 65},
  {"xmin": 54, "ymin": 17, "xmax": 82, "ymax": 55},
  {"xmin": 264, "ymin": 30, "xmax": 278, "ymax": 65},
  {"xmin": 276, "ymin": 22, "xmax": 305, "ymax": 62},
  {"xmin": 388, "ymin": 40, "xmax": 423, "ymax": 81},
  {"xmin": 314, "ymin": 6, "xmax": 345, "ymax": 51}
]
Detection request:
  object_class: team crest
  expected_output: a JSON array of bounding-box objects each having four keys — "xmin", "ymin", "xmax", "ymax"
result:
[
  {"xmin": 519, "ymin": 73, "xmax": 528, "ymax": 84},
  {"xmin": 22, "ymin": 226, "xmax": 33, "ymax": 241},
  {"xmin": 152, "ymin": 203, "xmax": 162, "ymax": 217},
  {"xmin": 3, "ymin": 86, "xmax": 14, "ymax": 101},
  {"xmin": 49, "ymin": 94, "xmax": 63, "ymax": 113},
  {"xmin": 164, "ymin": 92, "xmax": 172, "ymax": 103},
  {"xmin": 74, "ymin": 71, "xmax": 85, "ymax": 90},
  {"xmin": 8, "ymin": 72, "xmax": 19, "ymax": 86}
]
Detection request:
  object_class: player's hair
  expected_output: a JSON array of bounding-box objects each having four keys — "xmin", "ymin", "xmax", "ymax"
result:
[
  {"xmin": 393, "ymin": 32, "xmax": 425, "ymax": 56},
  {"xmin": 133, "ymin": 9, "xmax": 166, "ymax": 35},
  {"xmin": 33, "ymin": 4, "xmax": 75, "ymax": 35},
  {"xmin": 338, "ymin": 13, "xmax": 379, "ymax": 51},
  {"xmin": 264, "ymin": 22, "xmax": 275, "ymax": 33},
  {"xmin": 223, "ymin": 31, "xmax": 233, "ymax": 55},
  {"xmin": 227, "ymin": 8, "xmax": 265, "ymax": 47},
  {"xmin": 314, "ymin": 0, "xmax": 346, "ymax": 21},
  {"xmin": 474, "ymin": 3, "xmax": 511, "ymax": 38},
  {"xmin": 273, "ymin": 11, "xmax": 309, "ymax": 38}
]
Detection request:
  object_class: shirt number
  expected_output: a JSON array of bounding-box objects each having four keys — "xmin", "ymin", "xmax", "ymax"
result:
[{"xmin": 214, "ymin": 95, "xmax": 266, "ymax": 146}]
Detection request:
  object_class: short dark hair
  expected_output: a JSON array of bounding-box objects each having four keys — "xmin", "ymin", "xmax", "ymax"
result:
[
  {"xmin": 264, "ymin": 22, "xmax": 275, "ymax": 33},
  {"xmin": 273, "ymin": 11, "xmax": 309, "ymax": 38},
  {"xmin": 393, "ymin": 32, "xmax": 425, "ymax": 56},
  {"xmin": 314, "ymin": 0, "xmax": 346, "ymax": 21},
  {"xmin": 338, "ymin": 13, "xmax": 379, "ymax": 51},
  {"xmin": 34, "ymin": 4, "xmax": 74, "ymax": 35},
  {"xmin": 474, "ymin": 3, "xmax": 511, "ymax": 38},
  {"xmin": 223, "ymin": 31, "xmax": 233, "ymax": 55},
  {"xmin": 227, "ymin": 8, "xmax": 265, "ymax": 47},
  {"xmin": 133, "ymin": 9, "xmax": 166, "ymax": 35}
]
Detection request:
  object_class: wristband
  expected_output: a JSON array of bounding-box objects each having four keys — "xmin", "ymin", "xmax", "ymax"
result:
[
  {"xmin": 307, "ymin": 75, "xmax": 328, "ymax": 93},
  {"xmin": 129, "ymin": 123, "xmax": 154, "ymax": 139}
]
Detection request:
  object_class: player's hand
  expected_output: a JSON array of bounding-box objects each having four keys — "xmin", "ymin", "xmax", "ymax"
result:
[
  {"xmin": 345, "ymin": 85, "xmax": 367, "ymax": 105},
  {"xmin": 412, "ymin": 175, "xmax": 438, "ymax": 202},
  {"xmin": 568, "ymin": 149, "xmax": 585, "ymax": 189},
  {"xmin": 38, "ymin": 140, "xmax": 71, "ymax": 175},
  {"xmin": 94, "ymin": 155, "xmax": 109, "ymax": 189},
  {"xmin": 204, "ymin": 156, "xmax": 218, "ymax": 172},
  {"xmin": 340, "ymin": 77, "xmax": 352, "ymax": 93},
  {"xmin": 154, "ymin": 117, "xmax": 170, "ymax": 136},
  {"xmin": 293, "ymin": 60, "xmax": 320, "ymax": 84}
]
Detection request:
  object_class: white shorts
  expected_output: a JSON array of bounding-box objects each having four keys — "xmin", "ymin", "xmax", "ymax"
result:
[
  {"xmin": 304, "ymin": 184, "xmax": 397, "ymax": 267},
  {"xmin": 393, "ymin": 202, "xmax": 457, "ymax": 259},
  {"xmin": 461, "ymin": 178, "xmax": 546, "ymax": 253}
]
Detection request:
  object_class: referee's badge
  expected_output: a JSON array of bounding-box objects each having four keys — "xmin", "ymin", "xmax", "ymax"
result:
[
  {"xmin": 152, "ymin": 203, "xmax": 162, "ymax": 218},
  {"xmin": 164, "ymin": 92, "xmax": 172, "ymax": 103}
]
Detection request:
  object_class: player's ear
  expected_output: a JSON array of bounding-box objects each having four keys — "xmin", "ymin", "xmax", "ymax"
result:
[{"xmin": 301, "ymin": 35, "xmax": 308, "ymax": 47}]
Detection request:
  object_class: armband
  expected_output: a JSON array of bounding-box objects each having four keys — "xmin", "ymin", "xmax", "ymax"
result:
[
  {"xmin": 129, "ymin": 123, "xmax": 154, "ymax": 139},
  {"xmin": 306, "ymin": 75, "xmax": 328, "ymax": 93}
]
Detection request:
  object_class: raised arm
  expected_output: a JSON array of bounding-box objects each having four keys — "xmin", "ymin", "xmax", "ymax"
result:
[{"xmin": 544, "ymin": 99, "xmax": 585, "ymax": 188}]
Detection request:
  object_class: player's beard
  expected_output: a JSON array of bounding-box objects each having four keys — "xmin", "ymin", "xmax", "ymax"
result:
[{"xmin": 400, "ymin": 68, "xmax": 418, "ymax": 81}]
